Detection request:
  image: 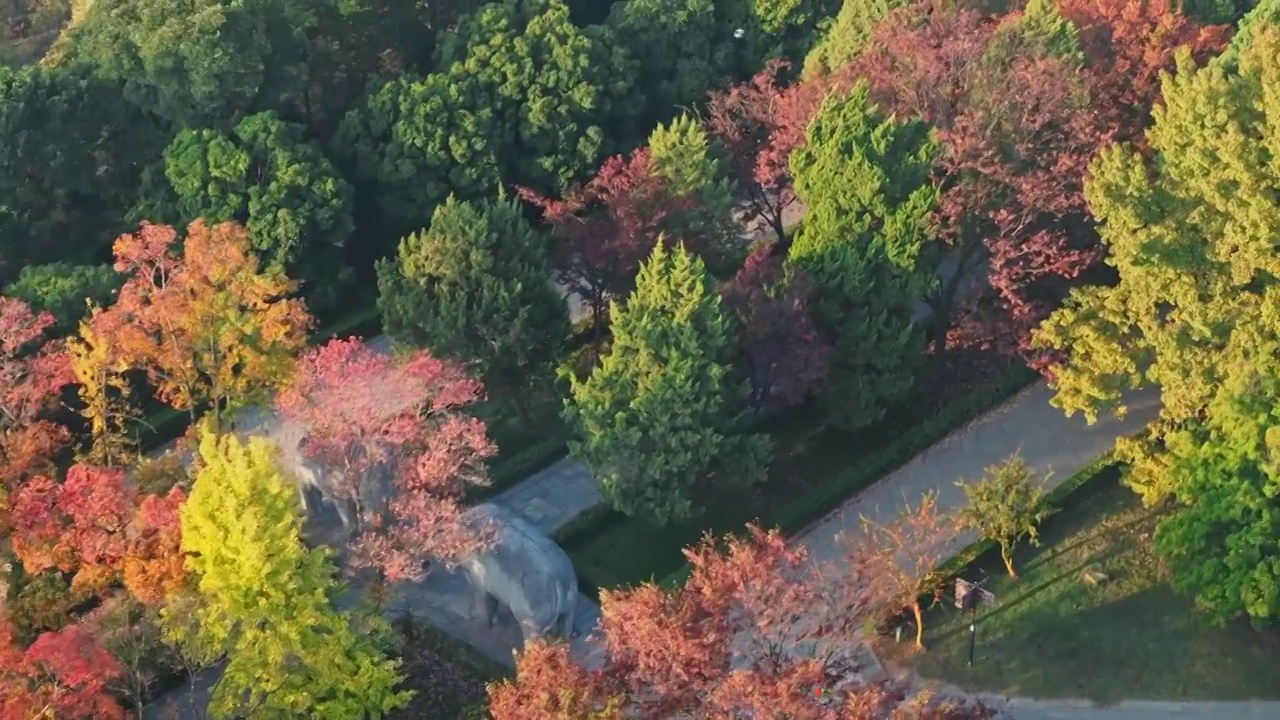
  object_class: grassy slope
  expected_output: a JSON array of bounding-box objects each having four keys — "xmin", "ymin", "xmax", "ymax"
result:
[{"xmin": 896, "ymin": 472, "xmax": 1280, "ymax": 704}]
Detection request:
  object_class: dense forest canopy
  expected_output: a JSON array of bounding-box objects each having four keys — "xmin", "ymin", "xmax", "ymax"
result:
[{"xmin": 1, "ymin": 0, "xmax": 1277, "ymax": 716}]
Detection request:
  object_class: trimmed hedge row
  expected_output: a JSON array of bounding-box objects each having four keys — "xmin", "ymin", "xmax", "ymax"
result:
[{"xmin": 476, "ymin": 436, "xmax": 570, "ymax": 500}]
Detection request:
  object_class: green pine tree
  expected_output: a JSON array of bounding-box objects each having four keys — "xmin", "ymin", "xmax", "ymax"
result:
[
  {"xmin": 786, "ymin": 82, "xmax": 940, "ymax": 431},
  {"xmin": 564, "ymin": 242, "xmax": 770, "ymax": 525},
  {"xmin": 168, "ymin": 428, "xmax": 410, "ymax": 719},
  {"xmin": 646, "ymin": 114, "xmax": 740, "ymax": 275},
  {"xmin": 376, "ymin": 193, "xmax": 570, "ymax": 425},
  {"xmin": 802, "ymin": 0, "xmax": 906, "ymax": 79},
  {"xmin": 1217, "ymin": 0, "xmax": 1279, "ymax": 70}
]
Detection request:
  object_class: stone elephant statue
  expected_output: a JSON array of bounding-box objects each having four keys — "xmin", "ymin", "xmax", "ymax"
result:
[
  {"xmin": 459, "ymin": 503, "xmax": 579, "ymax": 647},
  {"xmin": 278, "ymin": 428, "xmax": 393, "ymax": 537}
]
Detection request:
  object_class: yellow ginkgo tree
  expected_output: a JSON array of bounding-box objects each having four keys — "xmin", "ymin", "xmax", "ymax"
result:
[
  {"xmin": 1034, "ymin": 29, "xmax": 1280, "ymax": 505},
  {"xmin": 167, "ymin": 428, "xmax": 410, "ymax": 719}
]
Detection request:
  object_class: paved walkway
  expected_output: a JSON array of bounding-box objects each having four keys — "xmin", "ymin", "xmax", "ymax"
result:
[
  {"xmin": 491, "ymin": 457, "xmax": 598, "ymax": 535},
  {"xmin": 1000, "ymin": 698, "xmax": 1280, "ymax": 719},
  {"xmin": 796, "ymin": 382, "xmax": 1160, "ymax": 565}
]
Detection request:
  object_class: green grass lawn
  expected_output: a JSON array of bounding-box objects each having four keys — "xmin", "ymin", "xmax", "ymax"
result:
[{"xmin": 895, "ymin": 469, "xmax": 1280, "ymax": 703}]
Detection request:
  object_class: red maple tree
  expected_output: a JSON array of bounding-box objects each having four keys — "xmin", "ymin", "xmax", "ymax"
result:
[
  {"xmin": 721, "ymin": 243, "xmax": 830, "ymax": 409},
  {"xmin": 278, "ymin": 337, "xmax": 496, "ymax": 582},
  {"xmin": 1059, "ymin": 0, "xmax": 1229, "ymax": 149},
  {"xmin": 519, "ymin": 148, "xmax": 712, "ymax": 331},
  {"xmin": 489, "ymin": 524, "xmax": 998, "ymax": 720},
  {"xmin": 0, "ymin": 296, "xmax": 74, "ymax": 529},
  {"xmin": 851, "ymin": 3, "xmax": 1105, "ymax": 352},
  {"xmin": 706, "ymin": 60, "xmax": 826, "ymax": 246},
  {"xmin": 0, "ymin": 619, "xmax": 126, "ymax": 720},
  {"xmin": 9, "ymin": 464, "xmax": 188, "ymax": 603}
]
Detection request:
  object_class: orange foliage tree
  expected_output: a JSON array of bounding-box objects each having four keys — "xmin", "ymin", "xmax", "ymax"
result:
[
  {"xmin": 0, "ymin": 618, "xmax": 126, "ymax": 720},
  {"xmin": 846, "ymin": 491, "xmax": 957, "ymax": 649},
  {"xmin": 88, "ymin": 220, "xmax": 312, "ymax": 434},
  {"xmin": 8, "ymin": 463, "xmax": 187, "ymax": 604},
  {"xmin": 488, "ymin": 525, "xmax": 993, "ymax": 720}
]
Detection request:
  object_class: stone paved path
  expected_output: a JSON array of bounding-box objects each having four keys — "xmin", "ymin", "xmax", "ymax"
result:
[
  {"xmin": 490, "ymin": 457, "xmax": 598, "ymax": 535},
  {"xmin": 796, "ymin": 382, "xmax": 1161, "ymax": 565},
  {"xmin": 1000, "ymin": 698, "xmax": 1280, "ymax": 719}
]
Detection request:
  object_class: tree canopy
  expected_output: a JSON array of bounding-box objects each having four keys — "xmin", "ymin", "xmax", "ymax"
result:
[
  {"xmin": 377, "ymin": 194, "xmax": 569, "ymax": 422},
  {"xmin": 565, "ymin": 242, "xmax": 769, "ymax": 524},
  {"xmin": 133, "ymin": 111, "xmax": 355, "ymax": 312},
  {"xmin": 173, "ymin": 428, "xmax": 410, "ymax": 718},
  {"xmin": 787, "ymin": 82, "xmax": 940, "ymax": 430},
  {"xmin": 1035, "ymin": 31, "xmax": 1280, "ymax": 503},
  {"xmin": 0, "ymin": 64, "xmax": 162, "ymax": 283},
  {"xmin": 87, "ymin": 220, "xmax": 312, "ymax": 431},
  {"xmin": 336, "ymin": 0, "xmax": 632, "ymax": 247}
]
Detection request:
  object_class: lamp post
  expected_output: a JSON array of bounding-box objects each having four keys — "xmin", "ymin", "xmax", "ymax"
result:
[{"xmin": 955, "ymin": 577, "xmax": 995, "ymax": 667}]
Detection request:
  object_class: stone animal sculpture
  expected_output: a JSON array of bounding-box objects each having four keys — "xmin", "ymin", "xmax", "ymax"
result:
[
  {"xmin": 279, "ymin": 427, "xmax": 394, "ymax": 537},
  {"xmin": 458, "ymin": 503, "xmax": 579, "ymax": 646}
]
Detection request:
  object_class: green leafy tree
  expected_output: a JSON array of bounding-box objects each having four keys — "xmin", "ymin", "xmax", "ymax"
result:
[
  {"xmin": 786, "ymin": 83, "xmax": 940, "ymax": 431},
  {"xmin": 956, "ymin": 453, "xmax": 1054, "ymax": 579},
  {"xmin": 646, "ymin": 114, "xmax": 740, "ymax": 274},
  {"xmin": 376, "ymin": 194, "xmax": 569, "ymax": 425},
  {"xmin": 1154, "ymin": 368, "xmax": 1280, "ymax": 626},
  {"xmin": 4, "ymin": 264, "xmax": 122, "ymax": 336},
  {"xmin": 57, "ymin": 0, "xmax": 396, "ymax": 133},
  {"xmin": 983, "ymin": 0, "xmax": 1084, "ymax": 66},
  {"xmin": 168, "ymin": 428, "xmax": 410, "ymax": 719},
  {"xmin": 0, "ymin": 64, "xmax": 161, "ymax": 283},
  {"xmin": 609, "ymin": 0, "xmax": 835, "ymax": 128},
  {"xmin": 802, "ymin": 0, "xmax": 907, "ymax": 78},
  {"xmin": 565, "ymin": 242, "xmax": 770, "ymax": 525},
  {"xmin": 1217, "ymin": 0, "xmax": 1280, "ymax": 70},
  {"xmin": 606, "ymin": 0, "xmax": 742, "ymax": 127},
  {"xmin": 1033, "ymin": 32, "xmax": 1280, "ymax": 505},
  {"xmin": 133, "ymin": 111, "xmax": 354, "ymax": 312},
  {"xmin": 337, "ymin": 0, "xmax": 632, "ymax": 247}
]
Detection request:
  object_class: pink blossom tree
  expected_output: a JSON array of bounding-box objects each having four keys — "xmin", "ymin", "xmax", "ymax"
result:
[{"xmin": 278, "ymin": 337, "xmax": 496, "ymax": 581}]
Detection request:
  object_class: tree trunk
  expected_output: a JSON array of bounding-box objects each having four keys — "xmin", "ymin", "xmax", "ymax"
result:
[
  {"xmin": 770, "ymin": 204, "xmax": 788, "ymax": 248},
  {"xmin": 1001, "ymin": 543, "xmax": 1019, "ymax": 579},
  {"xmin": 912, "ymin": 601, "xmax": 925, "ymax": 649}
]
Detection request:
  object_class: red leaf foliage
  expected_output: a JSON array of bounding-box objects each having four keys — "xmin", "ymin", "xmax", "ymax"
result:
[
  {"xmin": 0, "ymin": 297, "xmax": 73, "ymax": 429},
  {"xmin": 279, "ymin": 338, "xmax": 496, "ymax": 581},
  {"xmin": 706, "ymin": 60, "xmax": 826, "ymax": 245},
  {"xmin": 518, "ymin": 149, "xmax": 710, "ymax": 327},
  {"xmin": 0, "ymin": 619, "xmax": 126, "ymax": 720},
  {"xmin": 9, "ymin": 464, "xmax": 188, "ymax": 604},
  {"xmin": 721, "ymin": 243, "xmax": 830, "ymax": 409},
  {"xmin": 1058, "ymin": 0, "xmax": 1229, "ymax": 148},
  {"xmin": 850, "ymin": 4, "xmax": 1099, "ymax": 350},
  {"xmin": 0, "ymin": 297, "xmax": 74, "ymax": 524},
  {"xmin": 490, "ymin": 525, "xmax": 997, "ymax": 720}
]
